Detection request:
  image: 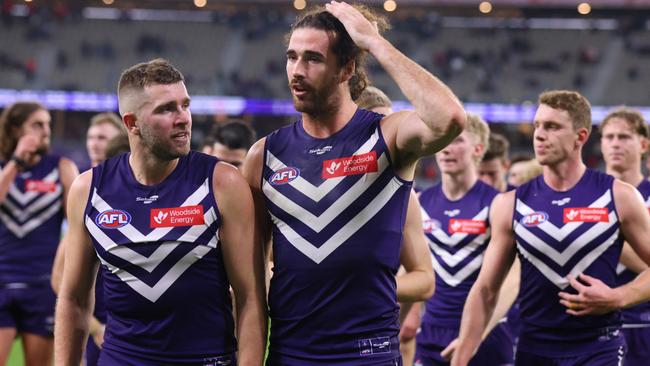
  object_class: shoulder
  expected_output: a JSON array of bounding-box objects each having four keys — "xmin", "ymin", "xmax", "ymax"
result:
[
  {"xmin": 242, "ymin": 137, "xmax": 267, "ymax": 190},
  {"xmin": 69, "ymin": 169, "xmax": 93, "ymax": 200},
  {"xmin": 613, "ymin": 178, "xmax": 642, "ymax": 203}
]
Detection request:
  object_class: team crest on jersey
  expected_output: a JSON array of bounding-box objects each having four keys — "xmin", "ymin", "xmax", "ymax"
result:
[
  {"xmin": 25, "ymin": 179, "xmax": 57, "ymax": 193},
  {"xmin": 150, "ymin": 205, "xmax": 205, "ymax": 228},
  {"xmin": 449, "ymin": 219, "xmax": 487, "ymax": 234},
  {"xmin": 422, "ymin": 219, "xmax": 441, "ymax": 233},
  {"xmin": 96, "ymin": 209, "xmax": 131, "ymax": 229},
  {"xmin": 322, "ymin": 151, "xmax": 378, "ymax": 179},
  {"xmin": 563, "ymin": 207, "xmax": 609, "ymax": 223},
  {"xmin": 520, "ymin": 211, "xmax": 548, "ymax": 227},
  {"xmin": 269, "ymin": 167, "xmax": 300, "ymax": 185}
]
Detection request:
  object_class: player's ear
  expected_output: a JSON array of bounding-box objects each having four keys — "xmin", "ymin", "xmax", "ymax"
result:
[
  {"xmin": 123, "ymin": 113, "xmax": 139, "ymax": 136},
  {"xmin": 575, "ymin": 127, "xmax": 589, "ymax": 147}
]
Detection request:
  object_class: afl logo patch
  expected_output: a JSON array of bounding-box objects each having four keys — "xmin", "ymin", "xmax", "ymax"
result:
[
  {"xmin": 520, "ymin": 211, "xmax": 548, "ymax": 227},
  {"xmin": 96, "ymin": 209, "xmax": 131, "ymax": 229},
  {"xmin": 269, "ymin": 167, "xmax": 300, "ymax": 185}
]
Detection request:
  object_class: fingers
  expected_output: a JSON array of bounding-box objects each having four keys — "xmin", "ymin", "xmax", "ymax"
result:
[
  {"xmin": 440, "ymin": 340, "xmax": 456, "ymax": 361},
  {"xmin": 567, "ymin": 275, "xmax": 588, "ymax": 292},
  {"xmin": 578, "ymin": 273, "xmax": 598, "ymax": 285}
]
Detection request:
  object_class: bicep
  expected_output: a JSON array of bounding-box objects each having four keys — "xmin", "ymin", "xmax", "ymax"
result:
[
  {"xmin": 617, "ymin": 184, "xmax": 650, "ymax": 265},
  {"xmin": 400, "ymin": 190, "xmax": 430, "ymax": 272},
  {"xmin": 59, "ymin": 174, "xmax": 97, "ymax": 300},
  {"xmin": 59, "ymin": 158, "xmax": 80, "ymax": 218},
  {"xmin": 215, "ymin": 166, "xmax": 262, "ymax": 295}
]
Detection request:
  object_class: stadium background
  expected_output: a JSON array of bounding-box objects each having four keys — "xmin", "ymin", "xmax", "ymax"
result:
[{"xmin": 2, "ymin": 0, "xmax": 650, "ymax": 363}]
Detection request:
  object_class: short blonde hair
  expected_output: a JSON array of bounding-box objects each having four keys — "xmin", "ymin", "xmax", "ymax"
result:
[
  {"xmin": 466, "ymin": 113, "xmax": 490, "ymax": 162},
  {"xmin": 89, "ymin": 112, "xmax": 126, "ymax": 134},
  {"xmin": 518, "ymin": 159, "xmax": 543, "ymax": 185},
  {"xmin": 356, "ymin": 86, "xmax": 392, "ymax": 111}
]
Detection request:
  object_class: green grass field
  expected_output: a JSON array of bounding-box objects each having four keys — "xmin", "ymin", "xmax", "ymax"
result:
[{"xmin": 8, "ymin": 339, "xmax": 24, "ymax": 366}]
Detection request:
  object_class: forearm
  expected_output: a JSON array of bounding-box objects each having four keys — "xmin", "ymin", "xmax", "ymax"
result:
[
  {"xmin": 453, "ymin": 285, "xmax": 497, "ymax": 366},
  {"xmin": 482, "ymin": 261, "xmax": 519, "ymax": 339},
  {"xmin": 235, "ymin": 295, "xmax": 267, "ymax": 366},
  {"xmin": 54, "ymin": 296, "xmax": 91, "ymax": 365},
  {"xmin": 618, "ymin": 269, "xmax": 650, "ymax": 309},
  {"xmin": 620, "ymin": 242, "xmax": 648, "ymax": 274},
  {"xmin": 397, "ymin": 269, "xmax": 435, "ymax": 302},
  {"xmin": 368, "ymin": 37, "xmax": 464, "ymax": 130}
]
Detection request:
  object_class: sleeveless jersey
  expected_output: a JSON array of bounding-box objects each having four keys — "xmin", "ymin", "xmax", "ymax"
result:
[
  {"xmin": 418, "ymin": 180, "xmax": 499, "ymax": 329},
  {"xmin": 263, "ymin": 108, "xmax": 411, "ymax": 364},
  {"xmin": 0, "ymin": 155, "xmax": 63, "ymax": 284},
  {"xmin": 85, "ymin": 151, "xmax": 236, "ymax": 363},
  {"xmin": 513, "ymin": 169, "xmax": 624, "ymax": 356},
  {"xmin": 615, "ymin": 179, "xmax": 650, "ymax": 327}
]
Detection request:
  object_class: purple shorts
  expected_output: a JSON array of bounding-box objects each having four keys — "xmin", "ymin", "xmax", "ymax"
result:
[
  {"xmin": 0, "ymin": 284, "xmax": 55, "ymax": 337},
  {"xmin": 98, "ymin": 347, "xmax": 236, "ymax": 366},
  {"xmin": 265, "ymin": 354, "xmax": 402, "ymax": 366},
  {"xmin": 622, "ymin": 326, "xmax": 650, "ymax": 366},
  {"xmin": 515, "ymin": 344, "xmax": 626, "ymax": 366},
  {"xmin": 414, "ymin": 322, "xmax": 513, "ymax": 366}
]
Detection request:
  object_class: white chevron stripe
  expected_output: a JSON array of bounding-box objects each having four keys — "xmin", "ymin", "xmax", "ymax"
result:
[
  {"xmin": 86, "ymin": 207, "xmax": 219, "ymax": 273},
  {"xmin": 2, "ymin": 186, "xmax": 62, "ymax": 222},
  {"xmin": 263, "ymin": 154, "xmax": 389, "ymax": 233},
  {"xmin": 97, "ymin": 244, "xmax": 212, "ymax": 303},
  {"xmin": 90, "ymin": 178, "xmax": 210, "ymax": 243},
  {"xmin": 271, "ymin": 177, "xmax": 404, "ymax": 264},
  {"xmin": 265, "ymin": 129, "xmax": 380, "ymax": 202},
  {"xmin": 0, "ymin": 199, "xmax": 61, "ymax": 238},
  {"xmin": 514, "ymin": 210, "xmax": 617, "ymax": 266},
  {"xmin": 431, "ymin": 252, "xmax": 484, "ymax": 287},
  {"xmin": 516, "ymin": 229, "xmax": 620, "ymax": 289},
  {"xmin": 515, "ymin": 190, "xmax": 612, "ymax": 242},
  {"xmin": 7, "ymin": 169, "xmax": 59, "ymax": 206},
  {"xmin": 421, "ymin": 207, "xmax": 489, "ymax": 247},
  {"xmin": 427, "ymin": 233, "xmax": 487, "ymax": 268},
  {"xmin": 616, "ymin": 263, "xmax": 626, "ymax": 275}
]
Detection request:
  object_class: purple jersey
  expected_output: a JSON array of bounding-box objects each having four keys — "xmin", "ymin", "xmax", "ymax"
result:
[
  {"xmin": 0, "ymin": 155, "xmax": 63, "ymax": 284},
  {"xmin": 615, "ymin": 179, "xmax": 650, "ymax": 326},
  {"xmin": 513, "ymin": 169, "xmax": 624, "ymax": 357},
  {"xmin": 263, "ymin": 109, "xmax": 411, "ymax": 364},
  {"xmin": 418, "ymin": 180, "xmax": 499, "ymax": 328},
  {"xmin": 85, "ymin": 151, "xmax": 236, "ymax": 363}
]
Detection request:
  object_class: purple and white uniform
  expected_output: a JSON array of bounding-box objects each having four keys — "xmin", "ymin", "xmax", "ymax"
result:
[
  {"xmin": 614, "ymin": 179, "xmax": 650, "ymax": 366},
  {"xmin": 513, "ymin": 169, "xmax": 625, "ymax": 365},
  {"xmin": 0, "ymin": 155, "xmax": 63, "ymax": 336},
  {"xmin": 85, "ymin": 151, "xmax": 236, "ymax": 366},
  {"xmin": 263, "ymin": 109, "xmax": 410, "ymax": 365},
  {"xmin": 415, "ymin": 181, "xmax": 513, "ymax": 366}
]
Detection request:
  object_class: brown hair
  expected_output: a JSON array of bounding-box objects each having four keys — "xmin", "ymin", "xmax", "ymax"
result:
[
  {"xmin": 287, "ymin": 5, "xmax": 389, "ymax": 100},
  {"xmin": 89, "ymin": 112, "xmax": 126, "ymax": 134},
  {"xmin": 117, "ymin": 59, "xmax": 184, "ymax": 116},
  {"xmin": 0, "ymin": 102, "xmax": 45, "ymax": 160},
  {"xmin": 539, "ymin": 90, "xmax": 592, "ymax": 134},
  {"xmin": 482, "ymin": 132, "xmax": 509, "ymax": 163},
  {"xmin": 356, "ymin": 86, "xmax": 392, "ymax": 111},
  {"xmin": 599, "ymin": 107, "xmax": 649, "ymax": 139}
]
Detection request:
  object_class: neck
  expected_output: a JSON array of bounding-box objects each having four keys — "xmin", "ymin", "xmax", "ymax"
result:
[
  {"xmin": 606, "ymin": 165, "xmax": 644, "ymax": 187},
  {"xmin": 301, "ymin": 98, "xmax": 358, "ymax": 138},
  {"xmin": 128, "ymin": 148, "xmax": 179, "ymax": 186},
  {"xmin": 442, "ymin": 168, "xmax": 478, "ymax": 200},
  {"xmin": 542, "ymin": 154, "xmax": 586, "ymax": 191}
]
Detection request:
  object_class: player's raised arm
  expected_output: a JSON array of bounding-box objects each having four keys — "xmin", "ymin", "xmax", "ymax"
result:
[
  {"xmin": 450, "ymin": 191, "xmax": 517, "ymax": 366},
  {"xmin": 326, "ymin": 1, "xmax": 466, "ymax": 165},
  {"xmin": 54, "ymin": 171, "xmax": 98, "ymax": 365},
  {"xmin": 214, "ymin": 162, "xmax": 267, "ymax": 365}
]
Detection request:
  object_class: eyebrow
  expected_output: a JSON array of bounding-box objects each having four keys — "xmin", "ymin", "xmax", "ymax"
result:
[{"xmin": 286, "ymin": 49, "xmax": 325, "ymax": 60}]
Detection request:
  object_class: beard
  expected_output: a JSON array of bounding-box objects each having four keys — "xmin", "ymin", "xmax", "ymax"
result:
[
  {"xmin": 289, "ymin": 76, "xmax": 340, "ymax": 117},
  {"xmin": 139, "ymin": 123, "xmax": 190, "ymax": 161}
]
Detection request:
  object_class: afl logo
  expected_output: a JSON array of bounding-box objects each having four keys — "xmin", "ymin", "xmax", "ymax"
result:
[
  {"xmin": 520, "ymin": 211, "xmax": 548, "ymax": 227},
  {"xmin": 96, "ymin": 209, "xmax": 131, "ymax": 229},
  {"xmin": 269, "ymin": 167, "xmax": 300, "ymax": 185}
]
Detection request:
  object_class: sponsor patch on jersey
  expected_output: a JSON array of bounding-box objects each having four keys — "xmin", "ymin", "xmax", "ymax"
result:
[
  {"xmin": 423, "ymin": 219, "xmax": 441, "ymax": 233},
  {"xmin": 322, "ymin": 151, "xmax": 378, "ymax": 179},
  {"xmin": 269, "ymin": 167, "xmax": 300, "ymax": 185},
  {"xmin": 520, "ymin": 211, "xmax": 548, "ymax": 227},
  {"xmin": 96, "ymin": 209, "xmax": 131, "ymax": 229},
  {"xmin": 563, "ymin": 207, "xmax": 609, "ymax": 223},
  {"xmin": 150, "ymin": 205, "xmax": 205, "ymax": 228},
  {"xmin": 25, "ymin": 179, "xmax": 57, "ymax": 193},
  {"xmin": 448, "ymin": 219, "xmax": 486, "ymax": 234},
  {"xmin": 358, "ymin": 336, "xmax": 391, "ymax": 356}
]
